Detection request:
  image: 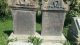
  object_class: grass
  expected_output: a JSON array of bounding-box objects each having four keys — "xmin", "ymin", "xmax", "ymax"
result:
[{"xmin": 0, "ymin": 18, "xmax": 13, "ymax": 45}]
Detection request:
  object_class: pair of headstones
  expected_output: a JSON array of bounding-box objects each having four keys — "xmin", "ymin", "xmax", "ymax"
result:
[{"xmin": 8, "ymin": 0, "xmax": 68, "ymax": 44}]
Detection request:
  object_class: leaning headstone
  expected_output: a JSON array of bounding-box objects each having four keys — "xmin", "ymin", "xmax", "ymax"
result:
[
  {"xmin": 41, "ymin": 0, "xmax": 68, "ymax": 44},
  {"xmin": 70, "ymin": 17, "xmax": 80, "ymax": 45},
  {"xmin": 7, "ymin": 0, "xmax": 39, "ymax": 41}
]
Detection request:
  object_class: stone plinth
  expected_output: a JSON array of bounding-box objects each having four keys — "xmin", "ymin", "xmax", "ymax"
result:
[
  {"xmin": 41, "ymin": 42, "xmax": 63, "ymax": 45},
  {"xmin": 41, "ymin": 34, "xmax": 66, "ymax": 44},
  {"xmin": 8, "ymin": 32, "xmax": 41, "ymax": 41},
  {"xmin": 8, "ymin": 41, "xmax": 33, "ymax": 45}
]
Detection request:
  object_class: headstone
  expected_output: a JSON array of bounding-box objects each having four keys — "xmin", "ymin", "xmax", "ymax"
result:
[
  {"xmin": 41, "ymin": 0, "xmax": 67, "ymax": 44},
  {"xmin": 70, "ymin": 17, "xmax": 80, "ymax": 44},
  {"xmin": 7, "ymin": 0, "xmax": 39, "ymax": 41}
]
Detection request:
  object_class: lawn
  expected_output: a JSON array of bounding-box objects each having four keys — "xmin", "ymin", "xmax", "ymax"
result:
[{"xmin": 0, "ymin": 18, "xmax": 13, "ymax": 45}]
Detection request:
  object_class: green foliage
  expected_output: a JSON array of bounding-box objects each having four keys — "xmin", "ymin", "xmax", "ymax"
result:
[
  {"xmin": 0, "ymin": 19, "xmax": 13, "ymax": 45},
  {"xmin": 28, "ymin": 36, "xmax": 42, "ymax": 45},
  {"xmin": 0, "ymin": 0, "xmax": 11, "ymax": 20},
  {"xmin": 64, "ymin": 0, "xmax": 80, "ymax": 26},
  {"xmin": 64, "ymin": 41, "xmax": 71, "ymax": 45}
]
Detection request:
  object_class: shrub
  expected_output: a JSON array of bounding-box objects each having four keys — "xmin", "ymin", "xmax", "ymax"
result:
[
  {"xmin": 28, "ymin": 36, "xmax": 42, "ymax": 45},
  {"xmin": 0, "ymin": 0, "xmax": 11, "ymax": 20},
  {"xmin": 64, "ymin": 0, "xmax": 80, "ymax": 26}
]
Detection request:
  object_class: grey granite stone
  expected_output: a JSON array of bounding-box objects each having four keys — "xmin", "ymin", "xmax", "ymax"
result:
[
  {"xmin": 41, "ymin": 11, "xmax": 66, "ymax": 36},
  {"xmin": 11, "ymin": 10, "xmax": 36, "ymax": 35}
]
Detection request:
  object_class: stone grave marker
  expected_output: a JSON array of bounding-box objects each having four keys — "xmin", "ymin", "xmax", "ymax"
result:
[
  {"xmin": 41, "ymin": 0, "xmax": 68, "ymax": 44},
  {"xmin": 7, "ymin": 0, "xmax": 39, "ymax": 41}
]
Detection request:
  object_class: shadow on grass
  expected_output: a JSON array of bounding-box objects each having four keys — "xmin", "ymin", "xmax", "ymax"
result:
[
  {"xmin": 3, "ymin": 30, "xmax": 13, "ymax": 36},
  {"xmin": 36, "ymin": 30, "xmax": 41, "ymax": 34}
]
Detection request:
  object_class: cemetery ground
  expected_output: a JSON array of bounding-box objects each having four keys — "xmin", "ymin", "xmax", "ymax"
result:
[{"xmin": 0, "ymin": 17, "xmax": 74, "ymax": 45}]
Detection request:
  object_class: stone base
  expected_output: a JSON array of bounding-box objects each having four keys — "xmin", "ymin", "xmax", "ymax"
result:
[
  {"xmin": 8, "ymin": 32, "xmax": 41, "ymax": 41},
  {"xmin": 8, "ymin": 41, "xmax": 63, "ymax": 45},
  {"xmin": 8, "ymin": 41, "xmax": 33, "ymax": 45},
  {"xmin": 41, "ymin": 42, "xmax": 63, "ymax": 45},
  {"xmin": 41, "ymin": 34, "xmax": 66, "ymax": 44}
]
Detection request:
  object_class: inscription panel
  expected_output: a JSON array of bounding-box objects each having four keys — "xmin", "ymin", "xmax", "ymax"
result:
[
  {"xmin": 42, "ymin": 0, "xmax": 64, "ymax": 10},
  {"xmin": 12, "ymin": 10, "xmax": 36, "ymax": 35},
  {"xmin": 41, "ymin": 11, "xmax": 66, "ymax": 36}
]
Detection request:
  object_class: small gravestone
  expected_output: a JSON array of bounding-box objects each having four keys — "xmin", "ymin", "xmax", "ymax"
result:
[
  {"xmin": 7, "ymin": 0, "xmax": 39, "ymax": 41},
  {"xmin": 41, "ymin": 0, "xmax": 68, "ymax": 44},
  {"xmin": 70, "ymin": 17, "xmax": 80, "ymax": 44}
]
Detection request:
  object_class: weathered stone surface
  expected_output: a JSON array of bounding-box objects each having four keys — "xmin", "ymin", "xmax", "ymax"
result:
[
  {"xmin": 41, "ymin": 11, "xmax": 66, "ymax": 36},
  {"xmin": 41, "ymin": 34, "xmax": 66, "ymax": 44},
  {"xmin": 41, "ymin": 42, "xmax": 63, "ymax": 45},
  {"xmin": 41, "ymin": 0, "xmax": 65, "ymax": 10},
  {"xmin": 7, "ymin": 0, "xmax": 38, "ymax": 8},
  {"xmin": 11, "ymin": 10, "xmax": 36, "ymax": 35},
  {"xmin": 8, "ymin": 32, "xmax": 41, "ymax": 41},
  {"xmin": 8, "ymin": 41, "xmax": 33, "ymax": 45}
]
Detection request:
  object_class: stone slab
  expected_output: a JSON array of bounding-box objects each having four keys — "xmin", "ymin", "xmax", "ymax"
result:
[
  {"xmin": 11, "ymin": 10, "xmax": 36, "ymax": 35},
  {"xmin": 41, "ymin": 0, "xmax": 65, "ymax": 10},
  {"xmin": 41, "ymin": 34, "xmax": 66, "ymax": 44},
  {"xmin": 8, "ymin": 41, "xmax": 33, "ymax": 45},
  {"xmin": 41, "ymin": 43, "xmax": 63, "ymax": 45},
  {"xmin": 41, "ymin": 11, "xmax": 66, "ymax": 36},
  {"xmin": 8, "ymin": 32, "xmax": 41, "ymax": 41}
]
